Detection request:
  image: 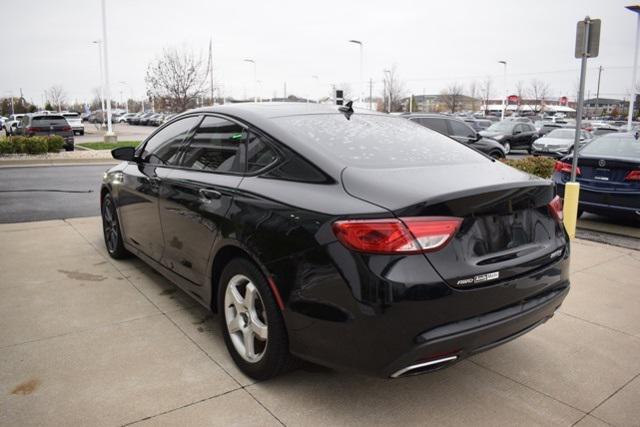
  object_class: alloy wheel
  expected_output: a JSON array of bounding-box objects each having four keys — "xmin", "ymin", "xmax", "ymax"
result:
[
  {"xmin": 102, "ymin": 198, "xmax": 119, "ymax": 253},
  {"xmin": 224, "ymin": 274, "xmax": 269, "ymax": 363}
]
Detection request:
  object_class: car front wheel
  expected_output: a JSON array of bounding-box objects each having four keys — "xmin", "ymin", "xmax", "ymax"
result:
[
  {"xmin": 219, "ymin": 258, "xmax": 292, "ymax": 380},
  {"xmin": 101, "ymin": 193, "xmax": 130, "ymax": 259}
]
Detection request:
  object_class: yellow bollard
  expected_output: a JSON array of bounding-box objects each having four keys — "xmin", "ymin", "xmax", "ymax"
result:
[{"xmin": 563, "ymin": 182, "xmax": 581, "ymax": 239}]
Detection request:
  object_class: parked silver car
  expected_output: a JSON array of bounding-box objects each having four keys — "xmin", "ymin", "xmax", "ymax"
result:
[
  {"xmin": 61, "ymin": 112, "xmax": 85, "ymax": 135},
  {"xmin": 16, "ymin": 114, "xmax": 75, "ymax": 151},
  {"xmin": 531, "ymin": 128, "xmax": 592, "ymax": 157}
]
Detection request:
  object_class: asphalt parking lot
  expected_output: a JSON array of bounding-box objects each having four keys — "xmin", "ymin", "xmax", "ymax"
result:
[
  {"xmin": 76, "ymin": 123, "xmax": 154, "ymax": 144},
  {"xmin": 1, "ymin": 217, "xmax": 639, "ymax": 426}
]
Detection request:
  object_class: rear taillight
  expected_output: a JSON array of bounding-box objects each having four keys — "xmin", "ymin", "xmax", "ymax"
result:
[
  {"xmin": 548, "ymin": 195, "xmax": 563, "ymax": 223},
  {"xmin": 332, "ymin": 217, "xmax": 462, "ymax": 254},
  {"xmin": 624, "ymin": 170, "xmax": 640, "ymax": 181},
  {"xmin": 554, "ymin": 161, "xmax": 580, "ymax": 176},
  {"xmin": 26, "ymin": 127, "xmax": 36, "ymax": 134},
  {"xmin": 61, "ymin": 126, "xmax": 72, "ymax": 132}
]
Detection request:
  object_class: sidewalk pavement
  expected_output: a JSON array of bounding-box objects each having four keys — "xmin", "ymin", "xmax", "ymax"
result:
[{"xmin": 1, "ymin": 217, "xmax": 639, "ymax": 426}]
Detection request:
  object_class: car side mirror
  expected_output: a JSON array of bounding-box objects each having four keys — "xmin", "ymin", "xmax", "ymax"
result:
[{"xmin": 111, "ymin": 146, "xmax": 137, "ymax": 162}]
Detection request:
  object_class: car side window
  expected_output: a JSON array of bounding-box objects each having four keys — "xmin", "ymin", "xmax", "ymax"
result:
[
  {"xmin": 179, "ymin": 116, "xmax": 244, "ymax": 173},
  {"xmin": 414, "ymin": 117, "xmax": 448, "ymax": 135},
  {"xmin": 140, "ymin": 116, "xmax": 200, "ymax": 165},
  {"xmin": 448, "ymin": 120, "xmax": 475, "ymax": 138},
  {"xmin": 246, "ymin": 132, "xmax": 278, "ymax": 173},
  {"xmin": 514, "ymin": 124, "xmax": 523, "ymax": 134}
]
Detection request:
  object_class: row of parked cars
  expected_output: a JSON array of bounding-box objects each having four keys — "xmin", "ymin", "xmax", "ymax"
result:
[
  {"xmin": 1, "ymin": 111, "xmax": 83, "ymax": 138},
  {"xmin": 117, "ymin": 111, "xmax": 176, "ymax": 127},
  {"xmin": 402, "ymin": 112, "xmax": 634, "ymax": 158}
]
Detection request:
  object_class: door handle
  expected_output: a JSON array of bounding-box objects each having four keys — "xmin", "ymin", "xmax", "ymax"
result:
[{"xmin": 199, "ymin": 188, "xmax": 222, "ymax": 201}]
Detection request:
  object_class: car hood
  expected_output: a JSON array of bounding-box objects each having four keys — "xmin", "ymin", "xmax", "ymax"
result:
[{"xmin": 341, "ymin": 161, "xmax": 547, "ymax": 212}]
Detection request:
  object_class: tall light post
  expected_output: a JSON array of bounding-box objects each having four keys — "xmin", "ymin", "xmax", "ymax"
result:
[
  {"xmin": 348, "ymin": 40, "xmax": 364, "ymax": 105},
  {"xmin": 92, "ymin": 40, "xmax": 106, "ymax": 126},
  {"xmin": 310, "ymin": 75, "xmax": 319, "ymax": 103},
  {"xmin": 244, "ymin": 59, "xmax": 257, "ymax": 102},
  {"xmin": 384, "ymin": 69, "xmax": 391, "ymax": 113},
  {"xmin": 99, "ymin": 0, "xmax": 115, "ymax": 141},
  {"xmin": 498, "ymin": 60, "xmax": 507, "ymax": 120},
  {"xmin": 627, "ymin": 5, "xmax": 640, "ymax": 130}
]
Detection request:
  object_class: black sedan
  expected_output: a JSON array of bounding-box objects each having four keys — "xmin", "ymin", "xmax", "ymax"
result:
[
  {"xmin": 480, "ymin": 121, "xmax": 539, "ymax": 154},
  {"xmin": 404, "ymin": 114, "xmax": 506, "ymax": 158},
  {"xmin": 553, "ymin": 132, "xmax": 640, "ymax": 220},
  {"xmin": 101, "ymin": 104, "xmax": 570, "ymax": 380}
]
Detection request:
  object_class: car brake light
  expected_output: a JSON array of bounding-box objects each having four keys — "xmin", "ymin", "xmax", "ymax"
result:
[
  {"xmin": 554, "ymin": 161, "xmax": 580, "ymax": 176},
  {"xmin": 26, "ymin": 127, "xmax": 36, "ymax": 134},
  {"xmin": 548, "ymin": 195, "xmax": 563, "ymax": 222},
  {"xmin": 332, "ymin": 217, "xmax": 462, "ymax": 254},
  {"xmin": 61, "ymin": 126, "xmax": 72, "ymax": 132},
  {"xmin": 624, "ymin": 170, "xmax": 640, "ymax": 181}
]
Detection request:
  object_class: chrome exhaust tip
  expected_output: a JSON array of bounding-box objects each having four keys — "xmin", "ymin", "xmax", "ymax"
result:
[{"xmin": 390, "ymin": 355, "xmax": 458, "ymax": 378}]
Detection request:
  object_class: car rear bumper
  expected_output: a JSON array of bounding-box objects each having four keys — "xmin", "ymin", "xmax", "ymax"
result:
[
  {"xmin": 278, "ymin": 241, "xmax": 570, "ymax": 378},
  {"xmin": 555, "ymin": 182, "xmax": 640, "ymax": 215},
  {"xmin": 384, "ymin": 284, "xmax": 568, "ymax": 377}
]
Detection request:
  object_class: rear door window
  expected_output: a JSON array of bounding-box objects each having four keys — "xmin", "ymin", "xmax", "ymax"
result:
[
  {"xmin": 246, "ymin": 133, "xmax": 278, "ymax": 173},
  {"xmin": 179, "ymin": 116, "xmax": 244, "ymax": 173}
]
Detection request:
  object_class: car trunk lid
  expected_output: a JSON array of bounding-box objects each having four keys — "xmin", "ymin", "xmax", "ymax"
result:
[{"xmin": 342, "ymin": 162, "xmax": 566, "ymax": 288}]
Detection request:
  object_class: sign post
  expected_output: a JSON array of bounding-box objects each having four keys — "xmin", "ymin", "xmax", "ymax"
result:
[{"xmin": 564, "ymin": 16, "xmax": 600, "ymax": 238}]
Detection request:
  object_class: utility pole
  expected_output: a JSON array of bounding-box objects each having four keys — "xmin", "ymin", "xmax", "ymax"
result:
[
  {"xmin": 369, "ymin": 78, "xmax": 373, "ymax": 111},
  {"xmin": 594, "ymin": 65, "xmax": 602, "ymax": 117}
]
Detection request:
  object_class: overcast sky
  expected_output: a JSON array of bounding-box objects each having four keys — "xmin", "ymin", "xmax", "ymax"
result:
[{"xmin": 1, "ymin": 0, "xmax": 637, "ymax": 106}]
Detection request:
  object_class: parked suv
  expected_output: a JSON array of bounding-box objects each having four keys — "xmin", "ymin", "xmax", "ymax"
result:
[
  {"xmin": 405, "ymin": 114, "xmax": 506, "ymax": 158},
  {"xmin": 4, "ymin": 114, "xmax": 26, "ymax": 136},
  {"xmin": 17, "ymin": 114, "xmax": 75, "ymax": 151},
  {"xmin": 61, "ymin": 112, "xmax": 85, "ymax": 135},
  {"xmin": 480, "ymin": 121, "xmax": 539, "ymax": 153}
]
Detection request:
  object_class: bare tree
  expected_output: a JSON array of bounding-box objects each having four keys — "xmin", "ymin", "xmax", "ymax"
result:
[
  {"xmin": 145, "ymin": 47, "xmax": 207, "ymax": 112},
  {"xmin": 468, "ymin": 80, "xmax": 479, "ymax": 112},
  {"xmin": 45, "ymin": 85, "xmax": 67, "ymax": 112},
  {"xmin": 529, "ymin": 79, "xmax": 550, "ymax": 114},
  {"xmin": 381, "ymin": 65, "xmax": 406, "ymax": 112},
  {"xmin": 480, "ymin": 76, "xmax": 493, "ymax": 115},
  {"xmin": 439, "ymin": 82, "xmax": 465, "ymax": 113}
]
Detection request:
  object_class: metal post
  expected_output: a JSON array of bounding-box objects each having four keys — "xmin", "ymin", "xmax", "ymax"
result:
[
  {"xmin": 369, "ymin": 78, "xmax": 373, "ymax": 110},
  {"xmin": 93, "ymin": 41, "xmax": 106, "ymax": 126},
  {"xmin": 209, "ymin": 38, "xmax": 215, "ymax": 106},
  {"xmin": 101, "ymin": 0, "xmax": 115, "ymax": 140},
  {"xmin": 629, "ymin": 13, "xmax": 640, "ymax": 130},
  {"xmin": 571, "ymin": 18, "xmax": 590, "ymax": 182}
]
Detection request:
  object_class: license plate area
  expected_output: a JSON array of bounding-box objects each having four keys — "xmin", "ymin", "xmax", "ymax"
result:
[{"xmin": 594, "ymin": 168, "xmax": 610, "ymax": 181}]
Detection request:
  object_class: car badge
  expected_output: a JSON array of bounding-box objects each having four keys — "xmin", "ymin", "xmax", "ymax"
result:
[
  {"xmin": 598, "ymin": 159, "xmax": 606, "ymax": 167},
  {"xmin": 456, "ymin": 271, "xmax": 500, "ymax": 286}
]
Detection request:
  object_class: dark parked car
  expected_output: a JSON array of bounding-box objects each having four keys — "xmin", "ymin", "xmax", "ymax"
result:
[
  {"xmin": 591, "ymin": 126, "xmax": 619, "ymax": 137},
  {"xmin": 130, "ymin": 112, "xmax": 154, "ymax": 125},
  {"xmin": 480, "ymin": 121, "xmax": 539, "ymax": 153},
  {"xmin": 463, "ymin": 118, "xmax": 492, "ymax": 131},
  {"xmin": 405, "ymin": 114, "xmax": 506, "ymax": 158},
  {"xmin": 16, "ymin": 114, "xmax": 75, "ymax": 150},
  {"xmin": 140, "ymin": 112, "xmax": 158, "ymax": 126},
  {"xmin": 553, "ymin": 132, "xmax": 640, "ymax": 220},
  {"xmin": 149, "ymin": 113, "xmax": 165, "ymax": 126},
  {"xmin": 101, "ymin": 104, "xmax": 570, "ymax": 380}
]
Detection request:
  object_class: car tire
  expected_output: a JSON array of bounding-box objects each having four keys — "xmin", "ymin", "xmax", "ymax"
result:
[
  {"xmin": 101, "ymin": 193, "xmax": 131, "ymax": 259},
  {"xmin": 489, "ymin": 150, "xmax": 504, "ymax": 159},
  {"xmin": 219, "ymin": 257, "xmax": 292, "ymax": 380}
]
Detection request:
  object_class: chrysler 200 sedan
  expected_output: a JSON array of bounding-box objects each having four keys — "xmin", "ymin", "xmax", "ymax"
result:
[{"xmin": 101, "ymin": 103, "xmax": 570, "ymax": 380}]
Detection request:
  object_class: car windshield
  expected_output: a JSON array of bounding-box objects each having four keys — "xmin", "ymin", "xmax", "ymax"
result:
[
  {"xmin": 273, "ymin": 113, "xmax": 487, "ymax": 168},
  {"xmin": 546, "ymin": 129, "xmax": 575, "ymax": 139},
  {"xmin": 580, "ymin": 134, "xmax": 640, "ymax": 159},
  {"xmin": 63, "ymin": 113, "xmax": 79, "ymax": 118},
  {"xmin": 486, "ymin": 122, "xmax": 514, "ymax": 132}
]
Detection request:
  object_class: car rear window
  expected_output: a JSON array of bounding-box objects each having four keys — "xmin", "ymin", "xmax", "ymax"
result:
[
  {"xmin": 581, "ymin": 134, "xmax": 640, "ymax": 159},
  {"xmin": 273, "ymin": 114, "xmax": 486, "ymax": 168},
  {"xmin": 32, "ymin": 116, "xmax": 68, "ymax": 125}
]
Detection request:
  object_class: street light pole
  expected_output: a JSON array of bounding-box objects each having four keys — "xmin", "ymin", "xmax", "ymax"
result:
[
  {"xmin": 100, "ymin": 0, "xmax": 115, "ymax": 141},
  {"xmin": 92, "ymin": 40, "xmax": 106, "ymax": 126},
  {"xmin": 626, "ymin": 5, "xmax": 640, "ymax": 130},
  {"xmin": 244, "ymin": 59, "xmax": 257, "ymax": 102},
  {"xmin": 348, "ymin": 40, "xmax": 363, "ymax": 105},
  {"xmin": 499, "ymin": 60, "xmax": 507, "ymax": 120}
]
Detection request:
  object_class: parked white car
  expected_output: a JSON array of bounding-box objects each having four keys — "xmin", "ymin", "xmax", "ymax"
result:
[
  {"xmin": 61, "ymin": 112, "xmax": 85, "ymax": 135},
  {"xmin": 4, "ymin": 114, "xmax": 26, "ymax": 135},
  {"xmin": 531, "ymin": 128, "xmax": 593, "ymax": 158}
]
